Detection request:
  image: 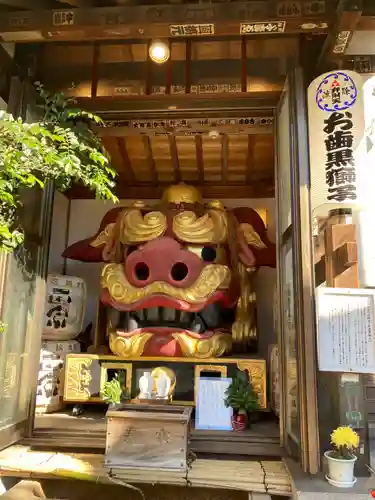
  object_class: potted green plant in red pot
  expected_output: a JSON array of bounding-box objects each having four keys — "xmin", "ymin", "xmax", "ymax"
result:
[{"xmin": 224, "ymin": 372, "xmax": 259, "ymax": 431}]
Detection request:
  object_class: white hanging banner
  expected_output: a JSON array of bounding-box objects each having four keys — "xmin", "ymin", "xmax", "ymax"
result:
[
  {"xmin": 307, "ymin": 70, "xmax": 366, "ymax": 216},
  {"xmin": 353, "ymin": 74, "xmax": 375, "ymax": 287}
]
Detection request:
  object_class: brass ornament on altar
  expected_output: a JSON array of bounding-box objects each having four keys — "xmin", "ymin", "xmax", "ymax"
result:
[{"xmin": 162, "ymin": 183, "xmax": 202, "ymax": 205}]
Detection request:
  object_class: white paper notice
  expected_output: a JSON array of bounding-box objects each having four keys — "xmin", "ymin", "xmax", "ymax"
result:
[
  {"xmin": 317, "ymin": 288, "xmax": 375, "ymax": 373},
  {"xmin": 195, "ymin": 377, "xmax": 233, "ymax": 431}
]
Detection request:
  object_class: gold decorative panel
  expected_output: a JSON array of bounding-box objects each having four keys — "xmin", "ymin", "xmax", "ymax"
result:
[
  {"xmin": 237, "ymin": 360, "xmax": 267, "ymax": 409},
  {"xmin": 64, "ymin": 356, "xmax": 98, "ymax": 402}
]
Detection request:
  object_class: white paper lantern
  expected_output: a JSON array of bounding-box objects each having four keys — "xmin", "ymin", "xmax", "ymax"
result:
[{"xmin": 42, "ymin": 274, "xmax": 86, "ymax": 341}]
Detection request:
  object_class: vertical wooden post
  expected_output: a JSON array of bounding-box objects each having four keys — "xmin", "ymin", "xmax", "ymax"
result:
[
  {"xmin": 146, "ymin": 39, "xmax": 152, "ymax": 95},
  {"xmin": 185, "ymin": 39, "xmax": 192, "ymax": 94},
  {"xmin": 165, "ymin": 39, "xmax": 172, "ymax": 95},
  {"xmin": 91, "ymin": 42, "xmax": 100, "ymax": 99},
  {"xmin": 316, "ymin": 208, "xmax": 370, "ymax": 475},
  {"xmin": 241, "ymin": 36, "xmax": 247, "ymax": 93}
]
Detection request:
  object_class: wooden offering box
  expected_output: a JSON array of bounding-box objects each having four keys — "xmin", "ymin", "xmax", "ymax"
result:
[{"xmin": 105, "ymin": 404, "xmax": 192, "ymax": 471}]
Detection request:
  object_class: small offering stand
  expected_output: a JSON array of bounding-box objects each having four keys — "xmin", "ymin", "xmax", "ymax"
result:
[{"xmin": 105, "ymin": 404, "xmax": 192, "ymax": 471}]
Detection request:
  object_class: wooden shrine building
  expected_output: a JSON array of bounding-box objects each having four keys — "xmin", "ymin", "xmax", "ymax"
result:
[{"xmin": 1, "ymin": 1, "xmax": 375, "ymax": 498}]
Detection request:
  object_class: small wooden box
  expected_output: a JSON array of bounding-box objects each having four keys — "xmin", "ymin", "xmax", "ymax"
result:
[{"xmin": 105, "ymin": 404, "xmax": 192, "ymax": 471}]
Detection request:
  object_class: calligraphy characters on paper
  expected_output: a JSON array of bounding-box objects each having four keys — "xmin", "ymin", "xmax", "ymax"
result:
[
  {"xmin": 316, "ymin": 73, "xmax": 358, "ymax": 204},
  {"xmin": 62, "ymin": 184, "xmax": 276, "ymax": 358}
]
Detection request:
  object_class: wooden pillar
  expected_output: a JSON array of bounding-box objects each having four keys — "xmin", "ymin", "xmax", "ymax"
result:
[{"xmin": 315, "ymin": 208, "xmax": 370, "ymax": 475}]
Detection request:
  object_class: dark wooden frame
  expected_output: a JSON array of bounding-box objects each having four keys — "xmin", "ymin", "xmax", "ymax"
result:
[{"xmin": 0, "ymin": 1, "xmax": 330, "ymax": 43}]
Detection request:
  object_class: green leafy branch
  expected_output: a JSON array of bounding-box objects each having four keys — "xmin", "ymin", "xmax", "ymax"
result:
[
  {"xmin": 0, "ymin": 83, "xmax": 118, "ymax": 251},
  {"xmin": 101, "ymin": 372, "xmax": 130, "ymax": 405}
]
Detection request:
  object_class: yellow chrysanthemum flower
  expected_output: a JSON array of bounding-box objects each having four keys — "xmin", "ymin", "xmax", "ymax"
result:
[{"xmin": 330, "ymin": 426, "xmax": 359, "ymax": 450}]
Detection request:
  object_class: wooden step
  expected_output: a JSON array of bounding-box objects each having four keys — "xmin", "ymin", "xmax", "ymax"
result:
[
  {"xmin": 0, "ymin": 445, "xmax": 292, "ymax": 497},
  {"xmin": 25, "ymin": 411, "xmax": 282, "ymax": 457}
]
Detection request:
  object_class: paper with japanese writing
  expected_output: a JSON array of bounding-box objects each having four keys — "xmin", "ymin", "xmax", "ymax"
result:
[
  {"xmin": 195, "ymin": 377, "xmax": 233, "ymax": 431},
  {"xmin": 307, "ymin": 70, "xmax": 366, "ymax": 215},
  {"xmin": 317, "ymin": 288, "xmax": 375, "ymax": 373}
]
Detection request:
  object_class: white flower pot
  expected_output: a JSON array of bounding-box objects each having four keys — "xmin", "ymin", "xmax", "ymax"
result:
[{"xmin": 325, "ymin": 451, "xmax": 357, "ymax": 487}]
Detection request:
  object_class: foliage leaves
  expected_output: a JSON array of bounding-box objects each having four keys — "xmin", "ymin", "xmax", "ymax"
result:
[
  {"xmin": 0, "ymin": 83, "xmax": 118, "ymax": 251},
  {"xmin": 101, "ymin": 372, "xmax": 130, "ymax": 405},
  {"xmin": 224, "ymin": 371, "xmax": 259, "ymax": 415}
]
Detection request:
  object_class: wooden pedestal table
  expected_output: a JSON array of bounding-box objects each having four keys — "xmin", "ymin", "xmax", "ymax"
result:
[{"xmin": 105, "ymin": 404, "xmax": 192, "ymax": 471}]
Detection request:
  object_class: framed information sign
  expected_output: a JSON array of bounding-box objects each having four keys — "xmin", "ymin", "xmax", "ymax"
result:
[
  {"xmin": 316, "ymin": 288, "xmax": 375, "ymax": 373},
  {"xmin": 195, "ymin": 377, "xmax": 233, "ymax": 431}
]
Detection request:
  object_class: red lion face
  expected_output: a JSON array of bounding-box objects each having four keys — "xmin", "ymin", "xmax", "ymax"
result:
[{"xmin": 63, "ymin": 190, "xmax": 275, "ymax": 357}]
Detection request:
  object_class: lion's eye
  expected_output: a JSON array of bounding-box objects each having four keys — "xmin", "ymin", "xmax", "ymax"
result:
[{"xmin": 201, "ymin": 246, "xmax": 217, "ymax": 262}]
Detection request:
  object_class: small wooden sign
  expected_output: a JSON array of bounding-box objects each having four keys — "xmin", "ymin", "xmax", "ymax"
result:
[
  {"xmin": 240, "ymin": 21, "xmax": 286, "ymax": 34},
  {"xmin": 52, "ymin": 11, "xmax": 75, "ymax": 27},
  {"xmin": 333, "ymin": 30, "xmax": 351, "ymax": 54},
  {"xmin": 276, "ymin": 1, "xmax": 302, "ymax": 17},
  {"xmin": 195, "ymin": 377, "xmax": 233, "ymax": 431},
  {"xmin": 169, "ymin": 23, "xmax": 215, "ymax": 36},
  {"xmin": 317, "ymin": 287, "xmax": 375, "ymax": 373}
]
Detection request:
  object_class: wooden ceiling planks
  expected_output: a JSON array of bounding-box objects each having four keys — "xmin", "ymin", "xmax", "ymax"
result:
[
  {"xmin": 38, "ymin": 37, "xmax": 299, "ymax": 99},
  {"xmin": 97, "ymin": 131, "xmax": 274, "ymax": 197},
  {"xmin": 149, "ymin": 135, "xmax": 174, "ymax": 182}
]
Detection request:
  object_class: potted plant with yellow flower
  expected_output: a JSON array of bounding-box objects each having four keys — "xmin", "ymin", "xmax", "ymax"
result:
[{"xmin": 325, "ymin": 426, "xmax": 359, "ymax": 488}]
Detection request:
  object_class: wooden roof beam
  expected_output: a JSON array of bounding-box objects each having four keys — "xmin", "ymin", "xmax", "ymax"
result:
[
  {"xmin": 116, "ymin": 137, "xmax": 135, "ymax": 183},
  {"xmin": 221, "ymin": 133, "xmax": 228, "ymax": 184},
  {"xmin": 142, "ymin": 135, "xmax": 158, "ymax": 184},
  {"xmin": 97, "ymin": 123, "xmax": 273, "ymax": 137},
  {"xmin": 56, "ymin": 0, "xmax": 95, "ymax": 6},
  {"xmin": 317, "ymin": 0, "xmax": 362, "ymax": 73},
  {"xmin": 0, "ymin": 1, "xmax": 329, "ymax": 43},
  {"xmin": 0, "ymin": 43, "xmax": 12, "ymax": 102},
  {"xmin": 168, "ymin": 135, "xmax": 181, "ymax": 183},
  {"xmin": 68, "ymin": 181, "xmax": 275, "ymax": 200},
  {"xmin": 356, "ymin": 0, "xmax": 375, "ymax": 29},
  {"xmin": 0, "ymin": 0, "xmax": 51, "ymax": 9},
  {"xmin": 246, "ymin": 135, "xmax": 256, "ymax": 184},
  {"xmin": 195, "ymin": 135, "xmax": 204, "ymax": 184},
  {"xmin": 75, "ymin": 93, "xmax": 280, "ymax": 116}
]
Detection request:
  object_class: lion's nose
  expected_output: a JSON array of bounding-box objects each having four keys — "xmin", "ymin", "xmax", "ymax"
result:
[{"xmin": 125, "ymin": 237, "xmax": 204, "ymax": 288}]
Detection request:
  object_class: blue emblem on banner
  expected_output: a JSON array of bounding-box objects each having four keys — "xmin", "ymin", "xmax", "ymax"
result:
[{"xmin": 316, "ymin": 72, "xmax": 357, "ymax": 112}]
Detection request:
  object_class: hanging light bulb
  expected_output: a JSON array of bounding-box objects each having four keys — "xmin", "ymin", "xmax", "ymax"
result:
[{"xmin": 149, "ymin": 40, "xmax": 170, "ymax": 64}]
